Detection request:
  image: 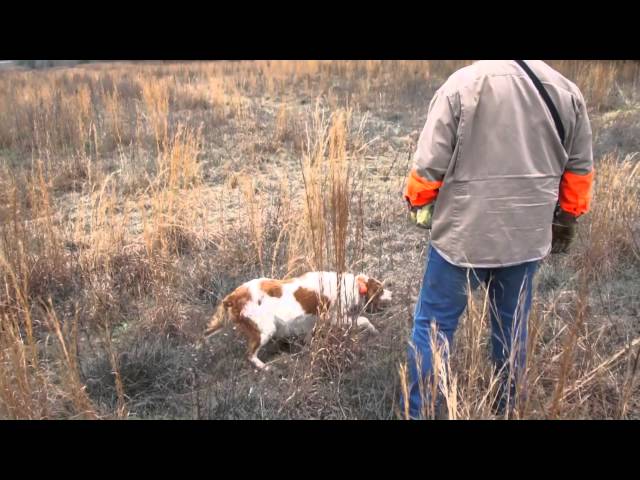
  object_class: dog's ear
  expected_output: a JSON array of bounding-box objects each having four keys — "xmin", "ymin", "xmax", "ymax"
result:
[{"xmin": 366, "ymin": 277, "xmax": 383, "ymax": 298}]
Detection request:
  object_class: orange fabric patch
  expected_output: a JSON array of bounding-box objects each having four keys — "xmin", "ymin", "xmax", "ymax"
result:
[
  {"xmin": 559, "ymin": 170, "xmax": 594, "ymax": 216},
  {"xmin": 404, "ymin": 169, "xmax": 443, "ymax": 207},
  {"xmin": 356, "ymin": 276, "xmax": 368, "ymax": 295}
]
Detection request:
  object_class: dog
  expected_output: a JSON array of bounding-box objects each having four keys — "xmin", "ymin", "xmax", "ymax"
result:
[{"xmin": 203, "ymin": 271, "xmax": 392, "ymax": 370}]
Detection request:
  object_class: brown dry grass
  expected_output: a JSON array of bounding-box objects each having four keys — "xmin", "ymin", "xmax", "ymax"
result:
[{"xmin": 0, "ymin": 60, "xmax": 638, "ymax": 419}]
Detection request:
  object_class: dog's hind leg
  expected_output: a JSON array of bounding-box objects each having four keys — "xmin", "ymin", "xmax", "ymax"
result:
[
  {"xmin": 247, "ymin": 336, "xmax": 267, "ymax": 370},
  {"xmin": 242, "ymin": 316, "xmax": 276, "ymax": 371}
]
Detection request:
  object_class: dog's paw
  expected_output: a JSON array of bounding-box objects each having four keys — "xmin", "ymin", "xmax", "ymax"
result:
[{"xmin": 250, "ymin": 358, "xmax": 267, "ymax": 371}]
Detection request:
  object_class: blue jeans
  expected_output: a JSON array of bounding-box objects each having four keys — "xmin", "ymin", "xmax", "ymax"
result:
[{"xmin": 403, "ymin": 245, "xmax": 539, "ymax": 419}]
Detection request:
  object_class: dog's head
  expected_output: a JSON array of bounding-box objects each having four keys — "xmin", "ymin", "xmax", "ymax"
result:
[{"xmin": 356, "ymin": 274, "xmax": 393, "ymax": 313}]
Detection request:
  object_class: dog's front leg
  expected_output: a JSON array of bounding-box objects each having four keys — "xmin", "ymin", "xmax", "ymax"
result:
[
  {"xmin": 303, "ymin": 315, "xmax": 318, "ymax": 344},
  {"xmin": 355, "ymin": 316, "xmax": 378, "ymax": 334}
]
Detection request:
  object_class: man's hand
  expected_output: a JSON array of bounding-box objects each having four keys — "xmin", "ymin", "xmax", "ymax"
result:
[
  {"xmin": 551, "ymin": 208, "xmax": 578, "ymax": 254},
  {"xmin": 409, "ymin": 203, "xmax": 434, "ymax": 230}
]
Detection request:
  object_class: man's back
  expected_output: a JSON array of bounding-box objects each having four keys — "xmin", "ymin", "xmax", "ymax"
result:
[{"xmin": 405, "ymin": 60, "xmax": 594, "ymax": 267}]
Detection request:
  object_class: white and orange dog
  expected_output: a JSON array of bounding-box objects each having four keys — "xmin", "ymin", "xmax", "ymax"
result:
[{"xmin": 203, "ymin": 272, "xmax": 392, "ymax": 370}]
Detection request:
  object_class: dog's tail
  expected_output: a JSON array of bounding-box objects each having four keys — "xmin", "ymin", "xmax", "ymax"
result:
[{"xmin": 203, "ymin": 297, "xmax": 230, "ymax": 338}]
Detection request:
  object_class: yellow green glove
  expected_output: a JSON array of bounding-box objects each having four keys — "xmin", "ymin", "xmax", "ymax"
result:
[{"xmin": 409, "ymin": 204, "xmax": 434, "ymax": 229}]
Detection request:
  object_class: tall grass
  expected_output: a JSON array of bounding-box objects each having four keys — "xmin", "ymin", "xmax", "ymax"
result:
[
  {"xmin": 0, "ymin": 60, "xmax": 638, "ymax": 419},
  {"xmin": 299, "ymin": 104, "xmax": 354, "ymax": 272}
]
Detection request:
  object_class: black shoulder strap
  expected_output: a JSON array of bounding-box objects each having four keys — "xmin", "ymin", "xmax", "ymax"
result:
[{"xmin": 515, "ymin": 60, "xmax": 565, "ymax": 144}]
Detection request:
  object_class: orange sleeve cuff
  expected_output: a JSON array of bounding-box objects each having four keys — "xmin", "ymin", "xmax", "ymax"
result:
[
  {"xmin": 559, "ymin": 170, "xmax": 594, "ymax": 216},
  {"xmin": 404, "ymin": 169, "xmax": 443, "ymax": 207}
]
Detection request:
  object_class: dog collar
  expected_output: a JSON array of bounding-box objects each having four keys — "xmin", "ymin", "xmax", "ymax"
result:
[{"xmin": 357, "ymin": 278, "xmax": 368, "ymax": 296}]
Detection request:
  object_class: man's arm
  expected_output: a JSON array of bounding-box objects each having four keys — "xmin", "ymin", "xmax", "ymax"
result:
[
  {"xmin": 404, "ymin": 88, "xmax": 460, "ymax": 208},
  {"xmin": 551, "ymin": 90, "xmax": 594, "ymax": 254},
  {"xmin": 559, "ymin": 91, "xmax": 594, "ymax": 217}
]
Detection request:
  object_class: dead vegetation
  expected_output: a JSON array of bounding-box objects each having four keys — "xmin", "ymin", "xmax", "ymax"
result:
[{"xmin": 0, "ymin": 60, "xmax": 638, "ymax": 419}]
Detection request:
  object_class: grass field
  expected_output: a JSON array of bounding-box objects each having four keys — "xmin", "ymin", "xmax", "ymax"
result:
[{"xmin": 0, "ymin": 60, "xmax": 638, "ymax": 419}]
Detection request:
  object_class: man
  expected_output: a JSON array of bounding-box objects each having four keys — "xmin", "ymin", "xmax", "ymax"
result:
[{"xmin": 403, "ymin": 60, "xmax": 594, "ymax": 419}]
